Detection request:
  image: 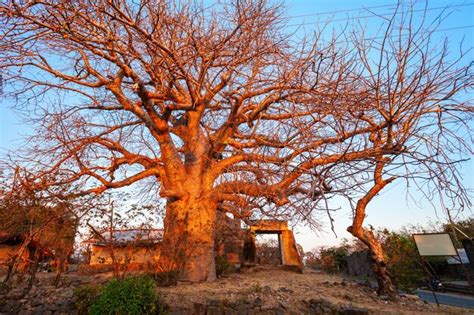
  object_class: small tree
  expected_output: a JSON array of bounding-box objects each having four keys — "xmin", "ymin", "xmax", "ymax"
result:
[{"xmin": 0, "ymin": 168, "xmax": 80, "ymax": 288}]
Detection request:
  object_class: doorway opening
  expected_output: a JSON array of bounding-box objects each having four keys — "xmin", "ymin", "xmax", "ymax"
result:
[{"xmin": 255, "ymin": 233, "xmax": 282, "ymax": 265}]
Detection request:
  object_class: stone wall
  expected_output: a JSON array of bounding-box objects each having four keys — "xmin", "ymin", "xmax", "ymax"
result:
[
  {"xmin": 0, "ymin": 290, "xmax": 369, "ymax": 315},
  {"xmin": 89, "ymin": 243, "xmax": 161, "ymax": 266},
  {"xmin": 346, "ymin": 250, "xmax": 375, "ymax": 279}
]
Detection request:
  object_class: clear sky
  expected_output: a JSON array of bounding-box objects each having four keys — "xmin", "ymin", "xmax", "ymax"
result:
[{"xmin": 0, "ymin": 0, "xmax": 473, "ymax": 251}]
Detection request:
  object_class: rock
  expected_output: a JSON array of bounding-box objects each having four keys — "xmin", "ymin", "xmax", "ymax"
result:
[
  {"xmin": 32, "ymin": 306, "xmax": 45, "ymax": 315},
  {"xmin": 222, "ymin": 306, "xmax": 238, "ymax": 315},
  {"xmin": 31, "ymin": 298, "xmax": 43, "ymax": 307},
  {"xmin": 402, "ymin": 294, "xmax": 420, "ymax": 301},
  {"xmin": 342, "ymin": 294, "xmax": 353, "ymax": 301},
  {"xmin": 254, "ymin": 297, "xmax": 262, "ymax": 307},
  {"xmin": 49, "ymin": 303, "xmax": 61, "ymax": 311},
  {"xmin": 278, "ymin": 301, "xmax": 289, "ymax": 310},
  {"xmin": 62, "ymin": 290, "xmax": 74, "ymax": 299},
  {"xmin": 341, "ymin": 306, "xmax": 369, "ymax": 315},
  {"xmin": 205, "ymin": 306, "xmax": 221, "ymax": 315},
  {"xmin": 209, "ymin": 299, "xmax": 221, "ymax": 306},
  {"xmin": 273, "ymin": 309, "xmax": 286, "ymax": 315},
  {"xmin": 194, "ymin": 302, "xmax": 206, "ymax": 313},
  {"xmin": 307, "ymin": 298, "xmax": 338, "ymax": 314},
  {"xmin": 6, "ymin": 300, "xmax": 21, "ymax": 312},
  {"xmin": 29, "ymin": 286, "xmax": 38, "ymax": 295},
  {"xmin": 235, "ymin": 303, "xmax": 252, "ymax": 313},
  {"xmin": 278, "ymin": 286, "xmax": 294, "ymax": 293},
  {"xmin": 262, "ymin": 285, "xmax": 272, "ymax": 294}
]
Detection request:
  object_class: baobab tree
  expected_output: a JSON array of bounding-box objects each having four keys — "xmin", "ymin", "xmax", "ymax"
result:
[{"xmin": 0, "ymin": 0, "xmax": 472, "ymax": 293}]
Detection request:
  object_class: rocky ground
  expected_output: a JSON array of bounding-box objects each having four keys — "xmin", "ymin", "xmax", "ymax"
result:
[{"xmin": 0, "ymin": 266, "xmax": 471, "ymax": 314}]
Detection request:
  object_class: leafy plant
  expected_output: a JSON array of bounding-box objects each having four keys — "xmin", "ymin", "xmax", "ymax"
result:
[
  {"xmin": 381, "ymin": 230, "xmax": 424, "ymax": 292},
  {"xmin": 215, "ymin": 255, "xmax": 229, "ymax": 277},
  {"xmin": 319, "ymin": 245, "xmax": 349, "ymax": 273},
  {"xmin": 73, "ymin": 284, "xmax": 102, "ymax": 315},
  {"xmin": 89, "ymin": 276, "xmax": 166, "ymax": 315}
]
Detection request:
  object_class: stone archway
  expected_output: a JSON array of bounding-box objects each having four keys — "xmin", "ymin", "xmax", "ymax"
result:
[{"xmin": 243, "ymin": 220, "xmax": 303, "ymax": 272}]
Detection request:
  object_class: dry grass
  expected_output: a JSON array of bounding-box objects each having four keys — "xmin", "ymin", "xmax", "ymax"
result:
[{"xmin": 158, "ymin": 266, "xmax": 471, "ymax": 314}]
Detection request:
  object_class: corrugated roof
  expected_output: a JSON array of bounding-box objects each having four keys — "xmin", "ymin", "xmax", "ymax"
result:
[{"xmin": 86, "ymin": 228, "xmax": 164, "ymax": 245}]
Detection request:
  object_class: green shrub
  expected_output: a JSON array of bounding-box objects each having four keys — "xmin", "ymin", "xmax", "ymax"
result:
[
  {"xmin": 89, "ymin": 276, "xmax": 166, "ymax": 315},
  {"xmin": 215, "ymin": 255, "xmax": 229, "ymax": 277},
  {"xmin": 319, "ymin": 246, "xmax": 349, "ymax": 273},
  {"xmin": 73, "ymin": 284, "xmax": 102, "ymax": 315},
  {"xmin": 381, "ymin": 231, "xmax": 424, "ymax": 292}
]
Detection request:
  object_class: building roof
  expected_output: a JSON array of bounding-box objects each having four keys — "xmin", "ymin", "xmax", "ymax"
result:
[
  {"xmin": 85, "ymin": 228, "xmax": 164, "ymax": 246},
  {"xmin": 447, "ymin": 248, "xmax": 470, "ymax": 264}
]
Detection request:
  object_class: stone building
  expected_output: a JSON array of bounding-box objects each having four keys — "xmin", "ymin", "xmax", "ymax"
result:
[
  {"xmin": 216, "ymin": 217, "xmax": 304, "ymax": 272},
  {"xmin": 84, "ymin": 220, "xmax": 303, "ymax": 272},
  {"xmin": 85, "ymin": 229, "xmax": 163, "ymax": 267}
]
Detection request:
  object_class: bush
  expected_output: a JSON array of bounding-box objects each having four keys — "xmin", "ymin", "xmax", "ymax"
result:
[
  {"xmin": 73, "ymin": 284, "xmax": 102, "ymax": 315},
  {"xmin": 319, "ymin": 246, "xmax": 349, "ymax": 273},
  {"xmin": 89, "ymin": 276, "xmax": 166, "ymax": 315},
  {"xmin": 382, "ymin": 231, "xmax": 424, "ymax": 292},
  {"xmin": 215, "ymin": 255, "xmax": 229, "ymax": 277},
  {"xmin": 304, "ymin": 251, "xmax": 320, "ymax": 269}
]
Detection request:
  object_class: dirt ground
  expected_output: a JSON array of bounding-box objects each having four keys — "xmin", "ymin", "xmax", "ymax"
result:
[
  {"xmin": 158, "ymin": 266, "xmax": 471, "ymax": 314},
  {"xmin": 1, "ymin": 266, "xmax": 472, "ymax": 314}
]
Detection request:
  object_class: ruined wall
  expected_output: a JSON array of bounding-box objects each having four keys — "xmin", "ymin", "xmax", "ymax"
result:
[
  {"xmin": 280, "ymin": 230, "xmax": 303, "ymax": 272},
  {"xmin": 215, "ymin": 213, "xmax": 246, "ymax": 267},
  {"xmin": 346, "ymin": 250, "xmax": 375, "ymax": 278},
  {"xmin": 89, "ymin": 244, "xmax": 161, "ymax": 266}
]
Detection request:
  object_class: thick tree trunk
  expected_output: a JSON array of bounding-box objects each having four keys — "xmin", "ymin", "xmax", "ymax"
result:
[
  {"xmin": 348, "ymin": 226, "xmax": 398, "ymax": 297},
  {"xmin": 160, "ymin": 195, "xmax": 217, "ymax": 282}
]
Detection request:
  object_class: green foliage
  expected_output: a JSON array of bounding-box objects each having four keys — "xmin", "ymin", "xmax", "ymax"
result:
[
  {"xmin": 73, "ymin": 285, "xmax": 102, "ymax": 315},
  {"xmin": 380, "ymin": 230, "xmax": 424, "ymax": 292},
  {"xmin": 215, "ymin": 255, "xmax": 229, "ymax": 277},
  {"xmin": 442, "ymin": 218, "xmax": 474, "ymax": 247},
  {"xmin": 312, "ymin": 230, "xmax": 427, "ymax": 291},
  {"xmin": 89, "ymin": 276, "xmax": 166, "ymax": 315},
  {"xmin": 319, "ymin": 245, "xmax": 349, "ymax": 273}
]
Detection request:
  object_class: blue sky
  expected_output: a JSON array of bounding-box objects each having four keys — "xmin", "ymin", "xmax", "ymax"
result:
[{"xmin": 0, "ymin": 0, "xmax": 473, "ymax": 251}]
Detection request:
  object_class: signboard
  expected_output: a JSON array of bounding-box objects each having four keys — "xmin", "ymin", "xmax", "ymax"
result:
[{"xmin": 413, "ymin": 233, "xmax": 458, "ymax": 256}]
